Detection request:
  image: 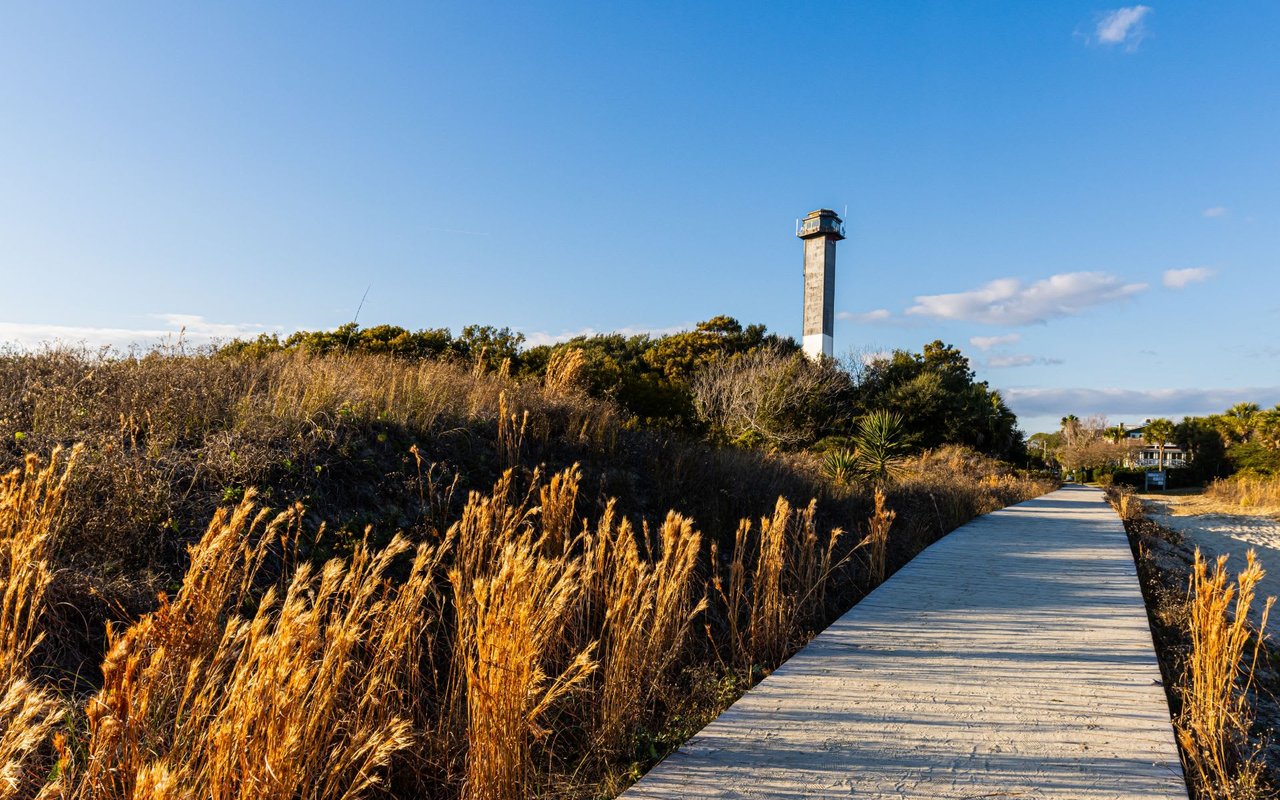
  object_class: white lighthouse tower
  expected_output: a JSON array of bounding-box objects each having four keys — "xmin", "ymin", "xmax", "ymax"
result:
[{"xmin": 797, "ymin": 208, "xmax": 845, "ymax": 359}]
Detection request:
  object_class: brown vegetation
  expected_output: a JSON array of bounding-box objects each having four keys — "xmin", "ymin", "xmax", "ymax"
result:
[
  {"xmin": 0, "ymin": 447, "xmax": 76, "ymax": 799},
  {"xmin": 1206, "ymin": 474, "xmax": 1280, "ymax": 513},
  {"xmin": 1108, "ymin": 485, "xmax": 1279, "ymax": 799},
  {"xmin": 1178, "ymin": 551, "xmax": 1273, "ymax": 798},
  {"xmin": 0, "ymin": 348, "xmax": 1053, "ymax": 798}
]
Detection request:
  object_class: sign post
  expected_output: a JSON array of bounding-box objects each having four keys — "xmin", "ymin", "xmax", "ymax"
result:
[{"xmin": 1145, "ymin": 470, "xmax": 1167, "ymax": 491}]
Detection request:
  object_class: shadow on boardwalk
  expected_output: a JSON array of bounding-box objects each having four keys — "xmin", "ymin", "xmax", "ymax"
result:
[{"xmin": 622, "ymin": 486, "xmax": 1188, "ymax": 800}]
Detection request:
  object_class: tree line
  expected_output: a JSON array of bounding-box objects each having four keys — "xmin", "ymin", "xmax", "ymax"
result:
[
  {"xmin": 221, "ymin": 317, "xmax": 1026, "ymax": 463},
  {"xmin": 1029, "ymin": 403, "xmax": 1280, "ymax": 481}
]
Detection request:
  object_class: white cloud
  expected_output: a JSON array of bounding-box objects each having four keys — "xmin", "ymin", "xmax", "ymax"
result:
[
  {"xmin": 986, "ymin": 354, "xmax": 1065, "ymax": 369},
  {"xmin": 1203, "ymin": 206, "xmax": 1228, "ymax": 218},
  {"xmin": 859, "ymin": 350, "xmax": 893, "ymax": 366},
  {"xmin": 837, "ymin": 308, "xmax": 892, "ymax": 324},
  {"xmin": 522, "ymin": 323, "xmax": 691, "ymax": 348},
  {"xmin": 1003, "ymin": 386, "xmax": 1280, "ymax": 418},
  {"xmin": 1163, "ymin": 267, "xmax": 1215, "ymax": 288},
  {"xmin": 0, "ymin": 315, "xmax": 281, "ymax": 350},
  {"xmin": 1094, "ymin": 6, "xmax": 1152, "ymax": 48},
  {"xmin": 906, "ymin": 271, "xmax": 1147, "ymax": 326},
  {"xmin": 969, "ymin": 333, "xmax": 1022, "ymax": 351}
]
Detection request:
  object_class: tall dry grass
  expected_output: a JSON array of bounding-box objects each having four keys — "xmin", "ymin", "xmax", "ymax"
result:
[
  {"xmin": 713, "ymin": 498, "xmax": 844, "ymax": 672},
  {"xmin": 591, "ymin": 511, "xmax": 706, "ymax": 756},
  {"xmin": 0, "ymin": 448, "xmax": 76, "ymax": 799},
  {"xmin": 1205, "ymin": 474, "xmax": 1280, "ymax": 512},
  {"xmin": 65, "ymin": 492, "xmax": 449, "ymax": 800},
  {"xmin": 0, "ymin": 349, "xmax": 1056, "ymax": 799},
  {"xmin": 1108, "ymin": 484, "xmax": 1146, "ymax": 522},
  {"xmin": 863, "ymin": 487, "xmax": 896, "ymax": 586},
  {"xmin": 1176, "ymin": 550, "xmax": 1274, "ymax": 799}
]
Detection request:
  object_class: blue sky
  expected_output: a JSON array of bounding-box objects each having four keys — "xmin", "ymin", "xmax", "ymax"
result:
[{"xmin": 1, "ymin": 2, "xmax": 1277, "ymax": 433}]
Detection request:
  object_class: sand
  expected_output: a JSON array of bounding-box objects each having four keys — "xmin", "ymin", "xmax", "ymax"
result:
[{"xmin": 1143, "ymin": 492, "xmax": 1280, "ymax": 624}]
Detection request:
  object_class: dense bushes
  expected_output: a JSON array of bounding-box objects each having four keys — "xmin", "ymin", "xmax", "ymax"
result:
[
  {"xmin": 1105, "ymin": 467, "xmax": 1197, "ymax": 490},
  {"xmin": 216, "ymin": 320, "xmax": 1026, "ymax": 462}
]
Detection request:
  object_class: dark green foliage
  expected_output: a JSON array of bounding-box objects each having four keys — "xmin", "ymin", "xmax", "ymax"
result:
[
  {"xmin": 220, "ymin": 326, "xmax": 1031, "ymax": 461},
  {"xmin": 1154, "ymin": 403, "xmax": 1280, "ymax": 479},
  {"xmin": 1108, "ymin": 467, "xmax": 1197, "ymax": 490},
  {"xmin": 852, "ymin": 341, "xmax": 1023, "ymax": 460},
  {"xmin": 218, "ymin": 322, "xmax": 523, "ymax": 369},
  {"xmin": 1226, "ymin": 441, "xmax": 1280, "ymax": 477},
  {"xmin": 850, "ymin": 410, "xmax": 911, "ymax": 483},
  {"xmin": 1173, "ymin": 417, "xmax": 1230, "ymax": 480},
  {"xmin": 224, "ymin": 316, "xmax": 798, "ymax": 430},
  {"xmin": 524, "ymin": 316, "xmax": 801, "ymax": 428}
]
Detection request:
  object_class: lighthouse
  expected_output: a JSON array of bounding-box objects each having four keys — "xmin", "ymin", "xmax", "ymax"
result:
[{"xmin": 797, "ymin": 208, "xmax": 845, "ymax": 359}]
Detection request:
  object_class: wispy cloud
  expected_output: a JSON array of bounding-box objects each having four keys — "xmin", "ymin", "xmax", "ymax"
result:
[
  {"xmin": 0, "ymin": 314, "xmax": 281, "ymax": 350},
  {"xmin": 1093, "ymin": 5, "xmax": 1152, "ymax": 49},
  {"xmin": 1003, "ymin": 386, "xmax": 1280, "ymax": 418},
  {"xmin": 1203, "ymin": 206, "xmax": 1228, "ymax": 218},
  {"xmin": 969, "ymin": 333, "xmax": 1021, "ymax": 351},
  {"xmin": 906, "ymin": 271, "xmax": 1147, "ymax": 326},
  {"xmin": 522, "ymin": 323, "xmax": 691, "ymax": 348},
  {"xmin": 1163, "ymin": 267, "xmax": 1215, "ymax": 289},
  {"xmin": 986, "ymin": 354, "xmax": 1065, "ymax": 369},
  {"xmin": 857, "ymin": 350, "xmax": 893, "ymax": 367},
  {"xmin": 837, "ymin": 309, "xmax": 892, "ymax": 324}
]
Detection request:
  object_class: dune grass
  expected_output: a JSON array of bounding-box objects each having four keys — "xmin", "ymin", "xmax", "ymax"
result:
[
  {"xmin": 0, "ymin": 348, "xmax": 1053, "ymax": 798},
  {"xmin": 1205, "ymin": 474, "xmax": 1280, "ymax": 513},
  {"xmin": 1176, "ymin": 550, "xmax": 1274, "ymax": 799},
  {"xmin": 1109, "ymin": 485, "xmax": 1278, "ymax": 799}
]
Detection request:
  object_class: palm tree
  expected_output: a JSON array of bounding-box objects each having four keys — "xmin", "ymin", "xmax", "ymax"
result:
[
  {"xmin": 1143, "ymin": 418, "xmax": 1176, "ymax": 470},
  {"xmin": 1223, "ymin": 402, "xmax": 1261, "ymax": 444}
]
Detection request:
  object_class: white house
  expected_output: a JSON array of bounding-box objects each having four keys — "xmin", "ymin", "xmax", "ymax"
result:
[{"xmin": 1120, "ymin": 422, "xmax": 1187, "ymax": 469}]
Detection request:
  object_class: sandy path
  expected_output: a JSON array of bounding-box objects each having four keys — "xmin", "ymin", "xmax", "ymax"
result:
[{"xmin": 1144, "ymin": 493, "xmax": 1280, "ymax": 624}]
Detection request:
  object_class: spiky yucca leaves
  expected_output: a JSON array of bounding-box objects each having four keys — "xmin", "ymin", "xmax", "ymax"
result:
[
  {"xmin": 821, "ymin": 447, "xmax": 860, "ymax": 487},
  {"xmin": 594, "ymin": 511, "xmax": 706, "ymax": 755},
  {"xmin": 850, "ymin": 409, "xmax": 910, "ymax": 485},
  {"xmin": 0, "ymin": 448, "xmax": 77, "ymax": 799},
  {"xmin": 1177, "ymin": 550, "xmax": 1274, "ymax": 799},
  {"xmin": 74, "ymin": 495, "xmax": 442, "ymax": 800}
]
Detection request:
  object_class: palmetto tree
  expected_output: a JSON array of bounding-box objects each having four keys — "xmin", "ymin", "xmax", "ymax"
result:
[{"xmin": 1143, "ymin": 417, "xmax": 1176, "ymax": 469}]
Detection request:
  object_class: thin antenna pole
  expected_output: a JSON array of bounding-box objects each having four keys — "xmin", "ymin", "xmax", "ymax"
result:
[
  {"xmin": 344, "ymin": 284, "xmax": 372, "ymax": 352},
  {"xmin": 353, "ymin": 284, "xmax": 371, "ymax": 325}
]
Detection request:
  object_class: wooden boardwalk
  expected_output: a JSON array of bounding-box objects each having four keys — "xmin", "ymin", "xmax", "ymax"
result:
[{"xmin": 623, "ymin": 486, "xmax": 1187, "ymax": 799}]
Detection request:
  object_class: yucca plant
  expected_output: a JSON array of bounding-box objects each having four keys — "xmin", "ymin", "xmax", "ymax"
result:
[
  {"xmin": 821, "ymin": 447, "xmax": 861, "ymax": 486},
  {"xmin": 850, "ymin": 410, "xmax": 910, "ymax": 485}
]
